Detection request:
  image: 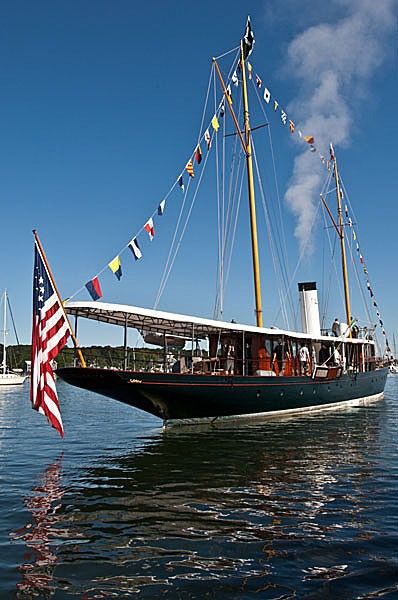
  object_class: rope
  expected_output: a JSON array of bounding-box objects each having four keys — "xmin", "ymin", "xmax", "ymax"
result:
[
  {"xmin": 154, "ymin": 145, "xmax": 213, "ymax": 306},
  {"xmin": 251, "ymin": 138, "xmax": 290, "ymax": 328},
  {"xmin": 213, "ymin": 46, "xmax": 240, "ymax": 60}
]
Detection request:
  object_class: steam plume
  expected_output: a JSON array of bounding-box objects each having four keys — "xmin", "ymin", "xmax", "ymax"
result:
[{"xmin": 284, "ymin": 0, "xmax": 396, "ymax": 254}]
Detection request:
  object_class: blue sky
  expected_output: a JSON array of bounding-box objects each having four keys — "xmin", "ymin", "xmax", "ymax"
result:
[{"xmin": 0, "ymin": 1, "xmax": 397, "ymax": 349}]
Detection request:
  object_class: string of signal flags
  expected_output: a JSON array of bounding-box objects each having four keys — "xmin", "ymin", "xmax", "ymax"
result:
[
  {"xmin": 79, "ymin": 97, "xmax": 225, "ymax": 303},
  {"xmin": 339, "ymin": 170, "xmax": 391, "ymax": 355},
  {"xmin": 76, "ymin": 61, "xmax": 333, "ymax": 303}
]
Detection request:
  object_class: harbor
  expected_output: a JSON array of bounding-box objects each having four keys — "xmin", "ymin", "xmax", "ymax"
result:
[{"xmin": 1, "ymin": 380, "xmax": 397, "ymax": 597}]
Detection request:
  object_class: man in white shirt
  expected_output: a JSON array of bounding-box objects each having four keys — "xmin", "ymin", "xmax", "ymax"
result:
[{"xmin": 299, "ymin": 344, "xmax": 310, "ymax": 375}]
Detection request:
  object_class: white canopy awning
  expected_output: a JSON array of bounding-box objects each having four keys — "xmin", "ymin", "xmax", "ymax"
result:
[{"xmin": 64, "ymin": 301, "xmax": 370, "ymax": 344}]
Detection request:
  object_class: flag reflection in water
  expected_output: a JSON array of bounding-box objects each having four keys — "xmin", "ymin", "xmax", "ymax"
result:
[{"xmin": 11, "ymin": 454, "xmax": 65, "ymax": 597}]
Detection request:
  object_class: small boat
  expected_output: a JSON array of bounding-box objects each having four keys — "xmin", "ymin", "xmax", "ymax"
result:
[
  {"xmin": 0, "ymin": 290, "xmax": 27, "ymax": 386},
  {"xmin": 142, "ymin": 330, "xmax": 187, "ymax": 350},
  {"xmin": 57, "ymin": 18, "xmax": 388, "ymax": 424}
]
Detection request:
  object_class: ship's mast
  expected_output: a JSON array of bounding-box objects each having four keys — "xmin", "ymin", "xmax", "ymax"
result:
[
  {"xmin": 2, "ymin": 290, "xmax": 7, "ymax": 374},
  {"xmin": 213, "ymin": 41, "xmax": 263, "ymax": 327},
  {"xmin": 331, "ymin": 146, "xmax": 352, "ymax": 333},
  {"xmin": 240, "ymin": 41, "xmax": 263, "ymax": 328}
]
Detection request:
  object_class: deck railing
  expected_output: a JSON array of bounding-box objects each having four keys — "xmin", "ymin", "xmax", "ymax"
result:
[{"xmin": 56, "ymin": 347, "xmax": 377, "ymax": 376}]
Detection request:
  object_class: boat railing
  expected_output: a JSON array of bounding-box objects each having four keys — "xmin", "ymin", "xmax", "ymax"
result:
[
  {"xmin": 56, "ymin": 346, "xmax": 377, "ymax": 376},
  {"xmin": 321, "ymin": 326, "xmax": 376, "ymax": 340}
]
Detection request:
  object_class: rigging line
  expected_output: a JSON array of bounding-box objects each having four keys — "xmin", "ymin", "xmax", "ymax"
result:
[
  {"xmin": 154, "ymin": 176, "xmax": 193, "ymax": 308},
  {"xmin": 318, "ymin": 170, "xmax": 335, "ymax": 324},
  {"xmin": 224, "ymin": 160, "xmax": 245, "ymax": 298},
  {"xmin": 271, "ymin": 181, "xmax": 326, "ymax": 327},
  {"xmin": 213, "ymin": 45, "xmax": 240, "ymax": 60},
  {"xmin": 69, "ymin": 78, "xmax": 223, "ymax": 303},
  {"xmin": 155, "ymin": 146, "xmax": 213, "ymax": 307},
  {"xmin": 156, "ymin": 62, "xmax": 215, "ymax": 309},
  {"xmin": 214, "ymin": 67, "xmax": 223, "ymax": 319},
  {"xmin": 196, "ymin": 63, "xmax": 215, "ymax": 148},
  {"xmin": 320, "ymin": 222, "xmax": 326, "ymax": 329},
  {"xmin": 251, "ymin": 135, "xmax": 295, "ymax": 328},
  {"xmin": 216, "ymin": 100, "xmax": 244, "ymax": 317},
  {"xmin": 322, "ymin": 195, "xmax": 347, "ymax": 318},
  {"xmin": 156, "ymin": 67, "xmax": 215, "ymax": 306},
  {"xmin": 217, "ymin": 49, "xmax": 240, "ymax": 316},
  {"xmin": 6, "ymin": 294, "xmax": 20, "ymax": 346},
  {"xmin": 320, "ymin": 200, "xmax": 337, "ymax": 325},
  {"xmin": 222, "ymin": 93, "xmax": 243, "ymax": 257},
  {"xmin": 347, "ymin": 237, "xmax": 382, "ymax": 355},
  {"xmin": 250, "ymin": 128, "xmax": 294, "ymax": 324},
  {"xmin": 223, "ymin": 147, "xmax": 245, "ymax": 280},
  {"xmin": 347, "ymin": 231, "xmax": 373, "ymax": 326},
  {"xmin": 340, "ymin": 172, "xmax": 386, "ymax": 347},
  {"xmin": 220, "ymin": 99, "xmax": 226, "ymax": 315},
  {"xmin": 218, "ymin": 153, "xmax": 245, "ymax": 315},
  {"xmin": 349, "ymin": 245, "xmax": 385, "ymax": 355},
  {"xmin": 251, "ymin": 79, "xmax": 291, "ymax": 291},
  {"xmin": 251, "ymin": 139, "xmax": 290, "ymax": 328},
  {"xmin": 252, "ymin": 140, "xmax": 289, "ymax": 327}
]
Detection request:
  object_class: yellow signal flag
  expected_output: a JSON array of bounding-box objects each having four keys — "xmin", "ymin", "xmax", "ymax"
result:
[
  {"xmin": 108, "ymin": 256, "xmax": 122, "ymax": 280},
  {"xmin": 212, "ymin": 115, "xmax": 220, "ymax": 132},
  {"xmin": 186, "ymin": 160, "xmax": 194, "ymax": 178}
]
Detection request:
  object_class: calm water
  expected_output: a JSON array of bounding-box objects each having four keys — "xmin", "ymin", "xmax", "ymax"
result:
[{"xmin": 1, "ymin": 378, "xmax": 397, "ymax": 599}]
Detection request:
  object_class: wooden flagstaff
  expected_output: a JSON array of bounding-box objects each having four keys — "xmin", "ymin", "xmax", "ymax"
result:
[{"xmin": 33, "ymin": 230, "xmax": 87, "ymax": 368}]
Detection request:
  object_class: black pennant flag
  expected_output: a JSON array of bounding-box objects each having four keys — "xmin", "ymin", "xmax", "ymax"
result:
[{"xmin": 242, "ymin": 17, "xmax": 255, "ymax": 60}]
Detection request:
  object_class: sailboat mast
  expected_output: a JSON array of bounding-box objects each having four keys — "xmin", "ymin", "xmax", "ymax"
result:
[
  {"xmin": 2, "ymin": 290, "xmax": 6, "ymax": 374},
  {"xmin": 331, "ymin": 147, "xmax": 352, "ymax": 333},
  {"xmin": 240, "ymin": 41, "xmax": 263, "ymax": 327}
]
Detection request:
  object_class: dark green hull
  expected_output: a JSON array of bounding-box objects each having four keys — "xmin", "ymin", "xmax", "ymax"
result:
[{"xmin": 57, "ymin": 367, "xmax": 388, "ymax": 423}]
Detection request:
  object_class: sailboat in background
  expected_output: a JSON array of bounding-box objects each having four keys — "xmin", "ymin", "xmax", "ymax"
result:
[
  {"xmin": 389, "ymin": 334, "xmax": 398, "ymax": 374},
  {"xmin": 0, "ymin": 290, "xmax": 27, "ymax": 386},
  {"xmin": 55, "ymin": 18, "xmax": 389, "ymax": 424}
]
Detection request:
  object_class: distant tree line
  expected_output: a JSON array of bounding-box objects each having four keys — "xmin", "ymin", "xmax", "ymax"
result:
[{"xmin": 1, "ymin": 344, "xmax": 185, "ymax": 371}]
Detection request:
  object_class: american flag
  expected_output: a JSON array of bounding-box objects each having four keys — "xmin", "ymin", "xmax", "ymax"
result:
[{"xmin": 31, "ymin": 242, "xmax": 70, "ymax": 437}]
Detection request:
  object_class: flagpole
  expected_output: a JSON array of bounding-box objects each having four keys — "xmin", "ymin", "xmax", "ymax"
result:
[{"xmin": 32, "ymin": 230, "xmax": 87, "ymax": 368}]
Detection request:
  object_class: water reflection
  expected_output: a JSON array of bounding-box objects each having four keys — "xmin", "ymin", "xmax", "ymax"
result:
[
  {"xmin": 53, "ymin": 404, "xmax": 395, "ymax": 598},
  {"xmin": 10, "ymin": 454, "xmax": 65, "ymax": 598}
]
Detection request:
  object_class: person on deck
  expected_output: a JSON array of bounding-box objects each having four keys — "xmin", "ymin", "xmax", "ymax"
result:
[
  {"xmin": 299, "ymin": 343, "xmax": 310, "ymax": 375},
  {"xmin": 225, "ymin": 342, "xmax": 235, "ymax": 374},
  {"xmin": 332, "ymin": 318, "xmax": 340, "ymax": 337},
  {"xmin": 272, "ymin": 340, "xmax": 284, "ymax": 375},
  {"xmin": 319, "ymin": 344, "xmax": 330, "ymax": 365}
]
